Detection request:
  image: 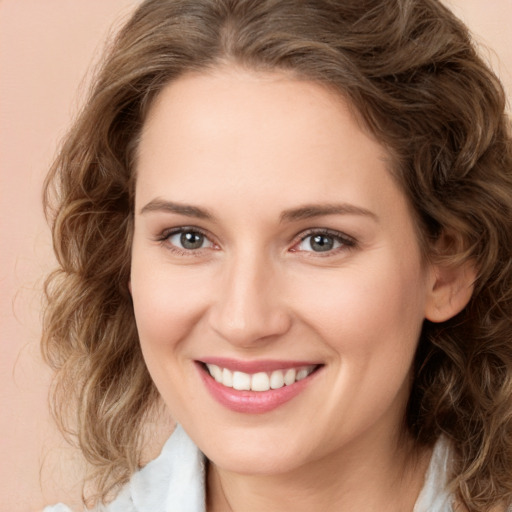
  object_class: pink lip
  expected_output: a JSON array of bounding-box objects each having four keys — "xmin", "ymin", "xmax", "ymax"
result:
[
  {"xmin": 199, "ymin": 357, "xmax": 320, "ymax": 373},
  {"xmin": 196, "ymin": 361, "xmax": 322, "ymax": 414}
]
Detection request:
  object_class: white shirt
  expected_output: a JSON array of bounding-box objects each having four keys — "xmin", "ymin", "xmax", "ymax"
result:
[{"xmin": 45, "ymin": 425, "xmax": 454, "ymax": 512}]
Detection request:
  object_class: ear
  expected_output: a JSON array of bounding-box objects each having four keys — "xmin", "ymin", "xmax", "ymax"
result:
[{"xmin": 424, "ymin": 258, "xmax": 476, "ymax": 323}]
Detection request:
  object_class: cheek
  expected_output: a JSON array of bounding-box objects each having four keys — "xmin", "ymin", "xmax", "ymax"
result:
[
  {"xmin": 287, "ymin": 255, "xmax": 427, "ymax": 358},
  {"xmin": 130, "ymin": 258, "xmax": 211, "ymax": 354},
  {"xmin": 129, "ymin": 262, "xmax": 214, "ymax": 412}
]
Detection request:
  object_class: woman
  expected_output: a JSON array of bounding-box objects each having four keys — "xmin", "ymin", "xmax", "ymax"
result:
[{"xmin": 42, "ymin": 0, "xmax": 512, "ymax": 510}]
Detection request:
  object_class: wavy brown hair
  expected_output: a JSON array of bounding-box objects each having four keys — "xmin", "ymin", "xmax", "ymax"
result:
[{"xmin": 42, "ymin": 0, "xmax": 512, "ymax": 508}]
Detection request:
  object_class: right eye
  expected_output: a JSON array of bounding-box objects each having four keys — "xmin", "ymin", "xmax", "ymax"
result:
[{"xmin": 162, "ymin": 228, "xmax": 215, "ymax": 253}]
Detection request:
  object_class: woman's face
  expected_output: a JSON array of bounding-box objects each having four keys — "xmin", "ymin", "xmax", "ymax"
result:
[{"xmin": 130, "ymin": 67, "xmax": 436, "ymax": 475}]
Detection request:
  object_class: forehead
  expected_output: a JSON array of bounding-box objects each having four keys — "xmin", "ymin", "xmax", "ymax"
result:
[
  {"xmin": 135, "ymin": 66, "xmax": 409, "ymax": 228},
  {"xmin": 140, "ymin": 67, "xmax": 358, "ymax": 157}
]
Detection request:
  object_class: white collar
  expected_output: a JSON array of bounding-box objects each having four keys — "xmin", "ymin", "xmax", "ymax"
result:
[{"xmin": 105, "ymin": 425, "xmax": 206, "ymax": 512}]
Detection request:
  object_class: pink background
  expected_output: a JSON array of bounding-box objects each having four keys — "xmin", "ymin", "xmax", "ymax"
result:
[{"xmin": 1, "ymin": 1, "xmax": 510, "ymax": 510}]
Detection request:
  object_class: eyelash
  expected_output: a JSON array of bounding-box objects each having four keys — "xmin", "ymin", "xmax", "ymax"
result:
[
  {"xmin": 156, "ymin": 226, "xmax": 215, "ymax": 257},
  {"xmin": 291, "ymin": 228, "xmax": 357, "ymax": 256},
  {"xmin": 156, "ymin": 227, "xmax": 357, "ymax": 257}
]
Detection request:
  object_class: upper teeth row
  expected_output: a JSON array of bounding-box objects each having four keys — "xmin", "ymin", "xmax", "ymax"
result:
[{"xmin": 205, "ymin": 364, "xmax": 316, "ymax": 392}]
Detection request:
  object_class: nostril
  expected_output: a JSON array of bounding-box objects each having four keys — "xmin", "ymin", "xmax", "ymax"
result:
[{"xmin": 207, "ymin": 303, "xmax": 292, "ymax": 347}]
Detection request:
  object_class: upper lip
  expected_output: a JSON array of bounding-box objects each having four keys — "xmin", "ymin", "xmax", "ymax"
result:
[{"xmin": 198, "ymin": 357, "xmax": 322, "ymax": 373}]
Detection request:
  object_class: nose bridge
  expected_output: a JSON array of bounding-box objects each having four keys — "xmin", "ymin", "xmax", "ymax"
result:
[{"xmin": 209, "ymin": 247, "xmax": 291, "ymax": 346}]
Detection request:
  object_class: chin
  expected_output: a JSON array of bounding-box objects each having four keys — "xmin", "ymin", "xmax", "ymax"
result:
[
  {"xmin": 198, "ymin": 424, "xmax": 311, "ymax": 476},
  {"xmin": 211, "ymin": 447, "xmax": 308, "ymax": 476}
]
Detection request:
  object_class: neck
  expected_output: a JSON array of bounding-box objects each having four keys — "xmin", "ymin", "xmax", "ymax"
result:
[{"xmin": 206, "ymin": 431, "xmax": 432, "ymax": 512}]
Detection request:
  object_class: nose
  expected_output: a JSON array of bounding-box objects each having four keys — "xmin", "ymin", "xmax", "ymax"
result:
[{"xmin": 208, "ymin": 252, "xmax": 292, "ymax": 348}]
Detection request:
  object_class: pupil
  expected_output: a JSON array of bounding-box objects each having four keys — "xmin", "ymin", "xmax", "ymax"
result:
[
  {"xmin": 180, "ymin": 232, "xmax": 203, "ymax": 249},
  {"xmin": 311, "ymin": 234, "xmax": 333, "ymax": 252}
]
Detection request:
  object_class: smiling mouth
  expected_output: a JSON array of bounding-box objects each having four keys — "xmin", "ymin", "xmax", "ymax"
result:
[
  {"xmin": 202, "ymin": 363, "xmax": 320, "ymax": 392},
  {"xmin": 197, "ymin": 360, "xmax": 323, "ymax": 413}
]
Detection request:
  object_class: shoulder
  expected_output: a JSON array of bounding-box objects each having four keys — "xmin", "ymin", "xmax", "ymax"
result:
[
  {"xmin": 128, "ymin": 424, "xmax": 206, "ymax": 511},
  {"xmin": 420, "ymin": 440, "xmax": 511, "ymax": 512},
  {"xmin": 43, "ymin": 425, "xmax": 206, "ymax": 512}
]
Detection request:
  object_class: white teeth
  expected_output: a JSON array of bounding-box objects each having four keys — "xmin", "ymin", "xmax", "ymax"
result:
[
  {"xmin": 284, "ymin": 368, "xmax": 296, "ymax": 385},
  {"xmin": 296, "ymin": 368, "xmax": 309, "ymax": 381},
  {"xmin": 233, "ymin": 371, "xmax": 251, "ymax": 391},
  {"xmin": 205, "ymin": 364, "xmax": 317, "ymax": 391},
  {"xmin": 251, "ymin": 372, "xmax": 270, "ymax": 392},
  {"xmin": 222, "ymin": 367, "xmax": 233, "ymax": 387},
  {"xmin": 270, "ymin": 370, "xmax": 285, "ymax": 389},
  {"xmin": 209, "ymin": 364, "xmax": 223, "ymax": 383}
]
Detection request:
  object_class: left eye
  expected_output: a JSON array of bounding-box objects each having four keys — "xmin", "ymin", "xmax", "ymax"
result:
[
  {"xmin": 167, "ymin": 230, "xmax": 214, "ymax": 250},
  {"xmin": 296, "ymin": 233, "xmax": 347, "ymax": 253}
]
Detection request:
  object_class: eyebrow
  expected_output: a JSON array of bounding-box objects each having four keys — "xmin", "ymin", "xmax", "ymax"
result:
[
  {"xmin": 279, "ymin": 203, "xmax": 378, "ymax": 223},
  {"xmin": 139, "ymin": 199, "xmax": 377, "ymax": 223},
  {"xmin": 139, "ymin": 199, "xmax": 214, "ymax": 220}
]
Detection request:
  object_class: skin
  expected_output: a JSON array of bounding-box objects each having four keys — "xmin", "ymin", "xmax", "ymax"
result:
[{"xmin": 130, "ymin": 66, "xmax": 474, "ymax": 511}]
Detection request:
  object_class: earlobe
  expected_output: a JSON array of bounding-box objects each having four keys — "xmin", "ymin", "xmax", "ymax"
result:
[{"xmin": 424, "ymin": 260, "xmax": 476, "ymax": 323}]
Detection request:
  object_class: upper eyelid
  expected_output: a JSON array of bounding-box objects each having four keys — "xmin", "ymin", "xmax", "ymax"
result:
[
  {"xmin": 287, "ymin": 229, "xmax": 357, "ymax": 258},
  {"xmin": 156, "ymin": 225, "xmax": 217, "ymax": 249},
  {"xmin": 157, "ymin": 227, "xmax": 217, "ymax": 257},
  {"xmin": 159, "ymin": 225, "xmax": 211, "ymax": 239},
  {"xmin": 294, "ymin": 228, "xmax": 355, "ymax": 244}
]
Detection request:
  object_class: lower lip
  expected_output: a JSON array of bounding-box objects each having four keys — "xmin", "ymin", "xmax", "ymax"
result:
[{"xmin": 197, "ymin": 363, "xmax": 320, "ymax": 414}]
